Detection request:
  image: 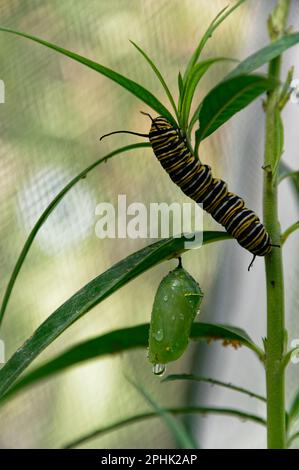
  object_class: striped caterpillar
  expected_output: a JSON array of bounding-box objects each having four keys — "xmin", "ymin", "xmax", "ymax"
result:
[{"xmin": 101, "ymin": 113, "xmax": 278, "ymax": 268}]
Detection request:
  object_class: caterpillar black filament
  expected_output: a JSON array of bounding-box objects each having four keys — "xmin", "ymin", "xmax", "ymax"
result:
[{"xmin": 100, "ymin": 114, "xmax": 277, "ymax": 267}]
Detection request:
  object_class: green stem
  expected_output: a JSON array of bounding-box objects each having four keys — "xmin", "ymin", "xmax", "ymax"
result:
[
  {"xmin": 263, "ymin": 0, "xmax": 291, "ymax": 449},
  {"xmin": 264, "ymin": 168, "xmax": 285, "ymax": 448}
]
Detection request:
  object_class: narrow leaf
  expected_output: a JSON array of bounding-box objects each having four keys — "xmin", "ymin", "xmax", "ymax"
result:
[
  {"xmin": 163, "ymin": 374, "xmax": 266, "ymax": 402},
  {"xmin": 281, "ymin": 347, "xmax": 299, "ymax": 371},
  {"xmin": 0, "ymin": 231, "xmax": 230, "ymax": 400},
  {"xmin": 288, "ymin": 390, "xmax": 299, "ymax": 427},
  {"xmin": 278, "ymin": 162, "xmax": 299, "ymax": 183},
  {"xmin": 281, "ymin": 221, "xmax": 299, "ymax": 245},
  {"xmin": 178, "ymin": 71, "xmax": 184, "ymax": 112},
  {"xmin": 128, "ymin": 378, "xmax": 197, "ymax": 449},
  {"xmin": 178, "ymin": 72, "xmax": 184, "ymax": 96},
  {"xmin": 189, "ymin": 103, "xmax": 203, "ymax": 135},
  {"xmin": 197, "ymin": 75, "xmax": 276, "ymax": 141},
  {"xmin": 180, "ymin": 58, "xmax": 236, "ymax": 129},
  {"xmin": 0, "ymin": 26, "xmax": 175, "ymax": 126},
  {"xmin": 278, "ymin": 161, "xmax": 299, "ymax": 209},
  {"xmin": 4, "ymin": 324, "xmax": 150, "ymax": 401},
  {"xmin": 1, "ymin": 319, "xmax": 262, "ymax": 403},
  {"xmin": 269, "ymin": 109, "xmax": 284, "ymax": 176},
  {"xmin": 64, "ymin": 405, "xmax": 266, "ymax": 448},
  {"xmin": 183, "ymin": 0, "xmax": 245, "ymax": 83},
  {"xmin": 225, "ymin": 33, "xmax": 299, "ymax": 80},
  {"xmin": 189, "ymin": 321, "xmax": 263, "ymax": 357},
  {"xmin": 0, "ymin": 143, "xmax": 151, "ymax": 327},
  {"xmin": 130, "ymin": 40, "xmax": 178, "ymax": 118},
  {"xmin": 288, "ymin": 431, "xmax": 299, "ymax": 448}
]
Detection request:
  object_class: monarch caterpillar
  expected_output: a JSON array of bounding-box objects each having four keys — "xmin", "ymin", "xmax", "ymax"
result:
[
  {"xmin": 100, "ymin": 113, "xmax": 279, "ymax": 268},
  {"xmin": 148, "ymin": 262, "xmax": 203, "ymax": 374}
]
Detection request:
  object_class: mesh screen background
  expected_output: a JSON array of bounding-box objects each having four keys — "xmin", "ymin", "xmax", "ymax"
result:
[{"xmin": 0, "ymin": 0, "xmax": 298, "ymax": 449}]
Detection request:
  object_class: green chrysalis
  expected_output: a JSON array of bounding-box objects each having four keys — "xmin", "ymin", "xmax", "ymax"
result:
[{"xmin": 148, "ymin": 265, "xmax": 203, "ymax": 373}]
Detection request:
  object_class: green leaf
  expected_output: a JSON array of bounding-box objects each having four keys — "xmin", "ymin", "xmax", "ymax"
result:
[
  {"xmin": 148, "ymin": 267, "xmax": 203, "ymax": 366},
  {"xmin": 196, "ymin": 74, "xmax": 276, "ymax": 141},
  {"xmin": 288, "ymin": 390, "xmax": 299, "ymax": 427},
  {"xmin": 278, "ymin": 161, "xmax": 299, "ymax": 212},
  {"xmin": 64, "ymin": 405, "xmax": 266, "ymax": 448},
  {"xmin": 278, "ymin": 161, "xmax": 299, "ymax": 183},
  {"xmin": 189, "ymin": 104, "xmax": 203, "ymax": 136},
  {"xmin": 183, "ymin": 0, "xmax": 245, "ymax": 83},
  {"xmin": 130, "ymin": 40, "xmax": 178, "ymax": 119},
  {"xmin": 177, "ymin": 71, "xmax": 184, "ymax": 112},
  {"xmin": 278, "ymin": 66, "xmax": 294, "ymax": 110},
  {"xmin": 0, "ymin": 26, "xmax": 175, "ymax": 126},
  {"xmin": 4, "ymin": 324, "xmax": 150, "ymax": 401},
  {"xmin": 179, "ymin": 58, "xmax": 236, "ymax": 130},
  {"xmin": 162, "ymin": 374, "xmax": 266, "ymax": 403},
  {"xmin": 0, "ymin": 143, "xmax": 151, "ymax": 328},
  {"xmin": 1, "ymin": 319, "xmax": 262, "ymax": 404},
  {"xmin": 281, "ymin": 346, "xmax": 299, "ymax": 371},
  {"xmin": 225, "ymin": 33, "xmax": 299, "ymax": 80},
  {"xmin": 189, "ymin": 321, "xmax": 263, "ymax": 357},
  {"xmin": 178, "ymin": 72, "xmax": 184, "ymax": 96},
  {"xmin": 0, "ymin": 231, "xmax": 230, "ymax": 400},
  {"xmin": 128, "ymin": 378, "xmax": 197, "ymax": 449}
]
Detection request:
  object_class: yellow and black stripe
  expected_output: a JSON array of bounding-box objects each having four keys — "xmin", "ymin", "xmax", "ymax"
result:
[
  {"xmin": 149, "ymin": 116, "xmax": 272, "ymax": 257},
  {"xmin": 100, "ymin": 114, "xmax": 275, "ymax": 263}
]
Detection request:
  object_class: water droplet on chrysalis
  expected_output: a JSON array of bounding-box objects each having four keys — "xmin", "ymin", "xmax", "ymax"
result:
[
  {"xmin": 152, "ymin": 364, "xmax": 166, "ymax": 376},
  {"xmin": 154, "ymin": 329, "xmax": 164, "ymax": 341},
  {"xmin": 171, "ymin": 279, "xmax": 180, "ymax": 290}
]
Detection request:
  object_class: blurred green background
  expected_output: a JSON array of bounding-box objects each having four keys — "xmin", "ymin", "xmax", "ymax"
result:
[{"xmin": 0, "ymin": 0, "xmax": 298, "ymax": 449}]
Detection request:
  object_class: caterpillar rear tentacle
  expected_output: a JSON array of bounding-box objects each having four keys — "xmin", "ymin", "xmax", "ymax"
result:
[
  {"xmin": 100, "ymin": 114, "xmax": 278, "ymax": 261},
  {"xmin": 248, "ymin": 255, "xmax": 256, "ymax": 272}
]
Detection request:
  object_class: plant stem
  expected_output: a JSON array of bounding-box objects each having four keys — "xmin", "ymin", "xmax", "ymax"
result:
[{"xmin": 263, "ymin": 0, "xmax": 291, "ymax": 449}]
